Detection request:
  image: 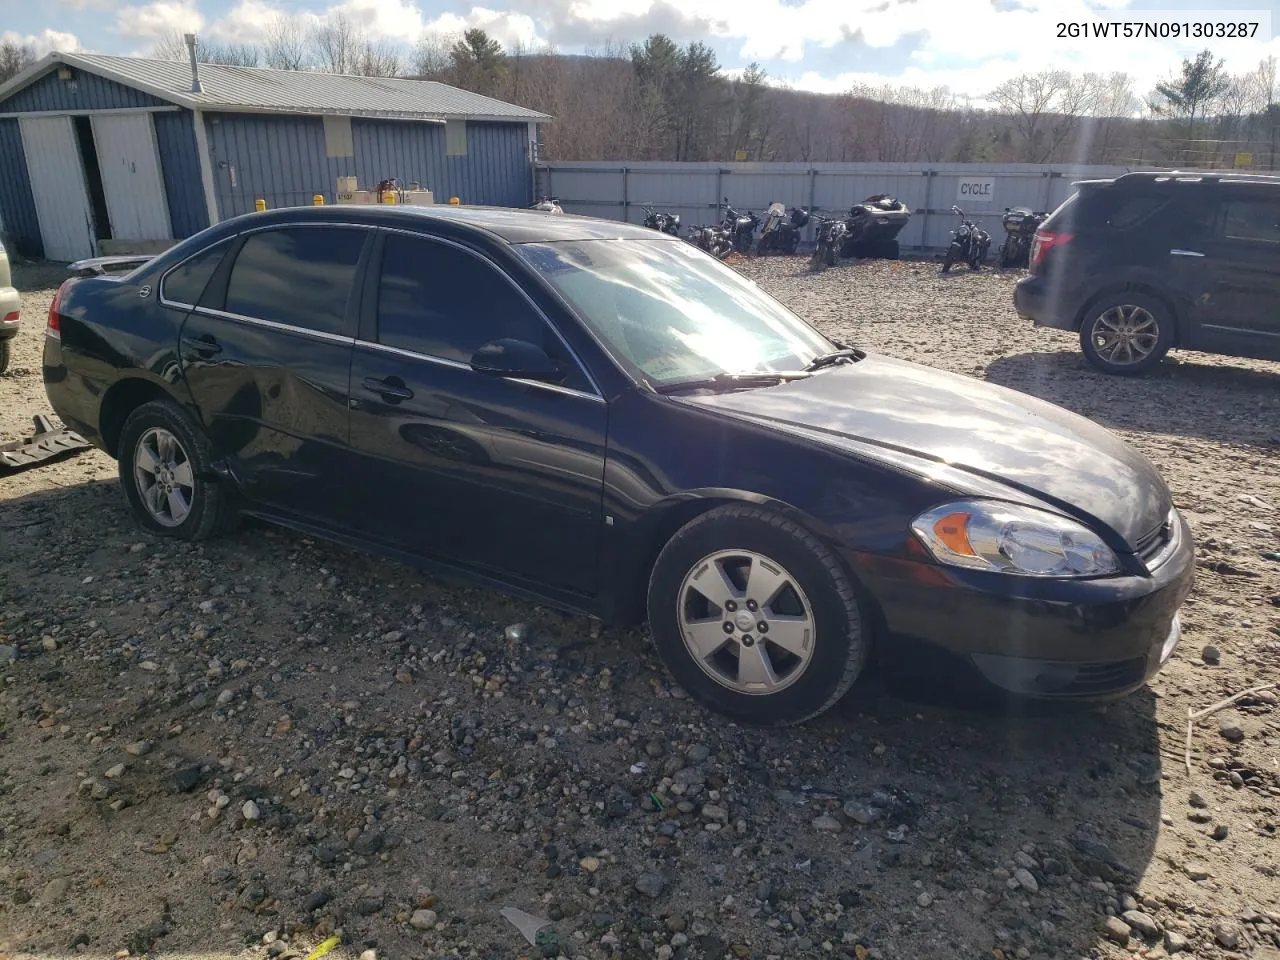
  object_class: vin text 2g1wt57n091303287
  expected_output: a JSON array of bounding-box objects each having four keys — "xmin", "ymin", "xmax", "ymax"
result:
[{"xmin": 44, "ymin": 204, "xmax": 1195, "ymax": 725}]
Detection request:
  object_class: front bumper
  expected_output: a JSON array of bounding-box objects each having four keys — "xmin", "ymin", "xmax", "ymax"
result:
[{"xmin": 853, "ymin": 511, "xmax": 1196, "ymax": 700}]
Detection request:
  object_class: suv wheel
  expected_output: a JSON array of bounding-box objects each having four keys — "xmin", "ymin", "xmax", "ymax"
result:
[
  {"xmin": 1079, "ymin": 293, "xmax": 1174, "ymax": 375},
  {"xmin": 647, "ymin": 504, "xmax": 868, "ymax": 726}
]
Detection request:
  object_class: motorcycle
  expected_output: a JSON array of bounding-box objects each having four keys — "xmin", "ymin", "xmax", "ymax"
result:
[
  {"xmin": 941, "ymin": 205, "xmax": 991, "ymax": 272},
  {"xmin": 756, "ymin": 202, "xmax": 810, "ymax": 256},
  {"xmin": 997, "ymin": 206, "xmax": 1048, "ymax": 269},
  {"xmin": 810, "ymin": 214, "xmax": 849, "ymax": 270},
  {"xmin": 841, "ymin": 194, "xmax": 911, "ymax": 260},
  {"xmin": 687, "ymin": 222, "xmax": 734, "ymax": 259},
  {"xmin": 720, "ymin": 197, "xmax": 760, "ymax": 254},
  {"xmin": 531, "ymin": 196, "xmax": 564, "ymax": 214},
  {"xmin": 641, "ymin": 203, "xmax": 681, "ymax": 236}
]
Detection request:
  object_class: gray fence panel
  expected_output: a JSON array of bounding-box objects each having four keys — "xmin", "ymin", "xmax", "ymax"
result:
[{"xmin": 538, "ymin": 161, "xmax": 1133, "ymax": 251}]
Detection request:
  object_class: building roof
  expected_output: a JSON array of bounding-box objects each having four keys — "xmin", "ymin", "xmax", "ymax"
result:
[{"xmin": 0, "ymin": 52, "xmax": 552, "ymax": 123}]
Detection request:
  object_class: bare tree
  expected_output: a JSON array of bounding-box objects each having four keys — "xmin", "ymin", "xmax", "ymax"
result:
[
  {"xmin": 313, "ymin": 13, "xmax": 360, "ymax": 75},
  {"xmin": 412, "ymin": 33, "xmax": 457, "ymax": 79},
  {"xmin": 989, "ymin": 71, "xmax": 1072, "ymax": 161},
  {"xmin": 264, "ymin": 14, "xmax": 310, "ymax": 71},
  {"xmin": 0, "ymin": 39, "xmax": 35, "ymax": 85},
  {"xmin": 150, "ymin": 30, "xmax": 262, "ymax": 67},
  {"xmin": 355, "ymin": 41, "xmax": 400, "ymax": 78}
]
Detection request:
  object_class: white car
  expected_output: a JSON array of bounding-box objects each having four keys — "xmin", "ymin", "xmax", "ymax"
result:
[{"xmin": 0, "ymin": 239, "xmax": 20, "ymax": 373}]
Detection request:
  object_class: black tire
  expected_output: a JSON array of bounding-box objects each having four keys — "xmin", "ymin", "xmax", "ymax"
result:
[
  {"xmin": 0, "ymin": 338, "xmax": 10, "ymax": 374},
  {"xmin": 810, "ymin": 241, "xmax": 827, "ymax": 271},
  {"xmin": 1078, "ymin": 292, "xmax": 1175, "ymax": 376},
  {"xmin": 782, "ymin": 232, "xmax": 799, "ymax": 255},
  {"xmin": 941, "ymin": 243, "xmax": 962, "ymax": 273},
  {"xmin": 117, "ymin": 399, "xmax": 237, "ymax": 540},
  {"xmin": 824, "ymin": 241, "xmax": 837, "ymax": 267},
  {"xmin": 646, "ymin": 504, "xmax": 869, "ymax": 726}
]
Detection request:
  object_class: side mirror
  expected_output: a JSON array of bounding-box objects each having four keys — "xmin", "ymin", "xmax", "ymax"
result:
[{"xmin": 470, "ymin": 338, "xmax": 566, "ymax": 383}]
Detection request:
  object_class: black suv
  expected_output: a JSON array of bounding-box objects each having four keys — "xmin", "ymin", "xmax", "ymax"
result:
[{"xmin": 1013, "ymin": 171, "xmax": 1280, "ymax": 374}]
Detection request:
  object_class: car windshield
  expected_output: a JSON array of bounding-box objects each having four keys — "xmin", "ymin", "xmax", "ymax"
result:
[{"xmin": 515, "ymin": 238, "xmax": 835, "ymax": 387}]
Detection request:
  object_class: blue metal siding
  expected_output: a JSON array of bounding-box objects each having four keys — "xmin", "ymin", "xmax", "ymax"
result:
[
  {"xmin": 0, "ymin": 68, "xmax": 166, "ymax": 113},
  {"xmin": 446, "ymin": 121, "xmax": 531, "ymax": 207},
  {"xmin": 153, "ymin": 110, "xmax": 208, "ymax": 237},
  {"xmin": 0, "ymin": 118, "xmax": 41, "ymax": 258},
  {"xmin": 203, "ymin": 112, "xmax": 533, "ymax": 218},
  {"xmin": 205, "ymin": 112, "xmax": 334, "ymax": 219}
]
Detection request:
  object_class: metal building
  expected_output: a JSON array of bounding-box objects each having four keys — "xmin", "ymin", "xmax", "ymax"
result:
[{"xmin": 0, "ymin": 50, "xmax": 550, "ymax": 261}]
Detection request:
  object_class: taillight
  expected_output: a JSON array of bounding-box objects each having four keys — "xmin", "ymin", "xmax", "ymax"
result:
[
  {"xmin": 2, "ymin": 311, "xmax": 17, "ymax": 324},
  {"xmin": 47, "ymin": 280, "xmax": 72, "ymax": 337},
  {"xmin": 1029, "ymin": 230, "xmax": 1072, "ymax": 267}
]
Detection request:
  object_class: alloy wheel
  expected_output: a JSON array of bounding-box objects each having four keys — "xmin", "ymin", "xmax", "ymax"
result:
[
  {"xmin": 677, "ymin": 549, "xmax": 816, "ymax": 695},
  {"xmin": 1089, "ymin": 305, "xmax": 1160, "ymax": 366},
  {"xmin": 133, "ymin": 427, "xmax": 195, "ymax": 527}
]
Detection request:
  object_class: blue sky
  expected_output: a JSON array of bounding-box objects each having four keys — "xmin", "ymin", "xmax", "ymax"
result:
[{"xmin": 3, "ymin": 0, "xmax": 1278, "ymax": 96}]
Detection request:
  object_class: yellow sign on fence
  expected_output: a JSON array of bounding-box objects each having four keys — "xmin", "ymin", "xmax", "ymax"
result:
[
  {"xmin": 734, "ymin": 149, "xmax": 748, "ymax": 161},
  {"xmin": 1235, "ymin": 152, "xmax": 1254, "ymax": 168}
]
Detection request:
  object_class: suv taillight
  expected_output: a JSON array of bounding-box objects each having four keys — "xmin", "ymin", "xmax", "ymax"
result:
[
  {"xmin": 1030, "ymin": 230, "xmax": 1072, "ymax": 267},
  {"xmin": 47, "ymin": 280, "xmax": 69, "ymax": 337}
]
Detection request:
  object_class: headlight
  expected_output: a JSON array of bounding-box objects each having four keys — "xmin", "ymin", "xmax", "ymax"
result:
[{"xmin": 911, "ymin": 500, "xmax": 1121, "ymax": 578}]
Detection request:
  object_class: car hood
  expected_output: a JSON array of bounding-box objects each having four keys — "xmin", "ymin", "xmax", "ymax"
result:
[{"xmin": 681, "ymin": 354, "xmax": 1171, "ymax": 550}]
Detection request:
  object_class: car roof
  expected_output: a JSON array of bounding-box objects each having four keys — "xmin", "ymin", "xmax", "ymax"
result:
[{"xmin": 219, "ymin": 203, "xmax": 674, "ymax": 244}]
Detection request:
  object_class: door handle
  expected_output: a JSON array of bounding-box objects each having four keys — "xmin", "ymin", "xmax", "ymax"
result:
[
  {"xmin": 181, "ymin": 335, "xmax": 222, "ymax": 356},
  {"xmin": 362, "ymin": 376, "xmax": 413, "ymax": 402},
  {"xmin": 1170, "ymin": 249, "xmax": 1205, "ymax": 257}
]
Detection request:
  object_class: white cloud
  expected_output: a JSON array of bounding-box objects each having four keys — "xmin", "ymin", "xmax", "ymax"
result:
[
  {"xmin": 114, "ymin": 0, "xmax": 205, "ymax": 40},
  {"xmin": 421, "ymin": 7, "xmax": 544, "ymax": 47},
  {"xmin": 1, "ymin": 28, "xmax": 82, "ymax": 57},
  {"xmin": 206, "ymin": 0, "xmax": 320, "ymax": 43}
]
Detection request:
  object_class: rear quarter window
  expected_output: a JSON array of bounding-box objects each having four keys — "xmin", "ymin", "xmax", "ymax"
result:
[{"xmin": 1046, "ymin": 190, "xmax": 1167, "ymax": 232}]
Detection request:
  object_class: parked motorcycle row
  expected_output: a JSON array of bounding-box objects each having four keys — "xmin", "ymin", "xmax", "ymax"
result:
[{"xmin": 617, "ymin": 196, "xmax": 1048, "ymax": 272}]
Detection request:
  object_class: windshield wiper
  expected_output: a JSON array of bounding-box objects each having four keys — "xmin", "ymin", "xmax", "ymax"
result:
[
  {"xmin": 655, "ymin": 371, "xmax": 812, "ymax": 395},
  {"xmin": 802, "ymin": 347, "xmax": 864, "ymax": 371}
]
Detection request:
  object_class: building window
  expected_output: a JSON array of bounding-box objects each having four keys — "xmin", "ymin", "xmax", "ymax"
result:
[
  {"xmin": 323, "ymin": 115, "xmax": 354, "ymax": 158},
  {"xmin": 445, "ymin": 119, "xmax": 467, "ymax": 157}
]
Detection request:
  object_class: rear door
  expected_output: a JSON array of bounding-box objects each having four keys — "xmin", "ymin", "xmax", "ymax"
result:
[
  {"xmin": 346, "ymin": 229, "xmax": 608, "ymax": 597},
  {"xmin": 175, "ymin": 223, "xmax": 372, "ymax": 522},
  {"xmin": 1187, "ymin": 189, "xmax": 1280, "ymax": 357}
]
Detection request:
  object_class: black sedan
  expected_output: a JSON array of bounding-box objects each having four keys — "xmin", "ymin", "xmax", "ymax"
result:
[{"xmin": 43, "ymin": 205, "xmax": 1195, "ymax": 725}]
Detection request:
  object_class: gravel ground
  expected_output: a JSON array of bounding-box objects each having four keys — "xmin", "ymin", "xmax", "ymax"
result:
[{"xmin": 1, "ymin": 256, "xmax": 1278, "ymax": 960}]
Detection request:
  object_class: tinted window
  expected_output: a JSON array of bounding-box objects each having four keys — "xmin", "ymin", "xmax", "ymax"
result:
[
  {"xmin": 162, "ymin": 240, "xmax": 230, "ymax": 306},
  {"xmin": 1223, "ymin": 200, "xmax": 1280, "ymax": 244},
  {"xmin": 224, "ymin": 227, "xmax": 366, "ymax": 336},
  {"xmin": 377, "ymin": 234, "xmax": 580, "ymax": 378},
  {"xmin": 1064, "ymin": 190, "xmax": 1167, "ymax": 231}
]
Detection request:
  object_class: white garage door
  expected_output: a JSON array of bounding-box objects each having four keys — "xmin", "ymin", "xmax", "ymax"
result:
[
  {"xmin": 91, "ymin": 112, "xmax": 171, "ymax": 241},
  {"xmin": 19, "ymin": 115, "xmax": 95, "ymax": 262}
]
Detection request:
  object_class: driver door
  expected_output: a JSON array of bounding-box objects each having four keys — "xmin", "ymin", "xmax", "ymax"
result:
[{"xmin": 345, "ymin": 230, "xmax": 609, "ymax": 597}]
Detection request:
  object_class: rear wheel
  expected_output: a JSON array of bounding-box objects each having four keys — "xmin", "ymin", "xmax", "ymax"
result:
[
  {"xmin": 647, "ymin": 505, "xmax": 868, "ymax": 726},
  {"xmin": 0, "ymin": 339, "xmax": 10, "ymax": 374},
  {"xmin": 118, "ymin": 399, "xmax": 236, "ymax": 540},
  {"xmin": 1079, "ymin": 293, "xmax": 1174, "ymax": 375}
]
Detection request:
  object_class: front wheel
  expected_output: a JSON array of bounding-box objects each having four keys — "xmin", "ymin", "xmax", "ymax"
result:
[
  {"xmin": 1079, "ymin": 293, "xmax": 1174, "ymax": 375},
  {"xmin": 647, "ymin": 505, "xmax": 868, "ymax": 725},
  {"xmin": 782, "ymin": 232, "xmax": 800, "ymax": 255},
  {"xmin": 941, "ymin": 243, "xmax": 962, "ymax": 273},
  {"xmin": 118, "ymin": 399, "xmax": 237, "ymax": 540}
]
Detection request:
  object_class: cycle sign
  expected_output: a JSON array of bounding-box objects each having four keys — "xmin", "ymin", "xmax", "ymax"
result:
[{"xmin": 957, "ymin": 178, "xmax": 995, "ymax": 203}]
